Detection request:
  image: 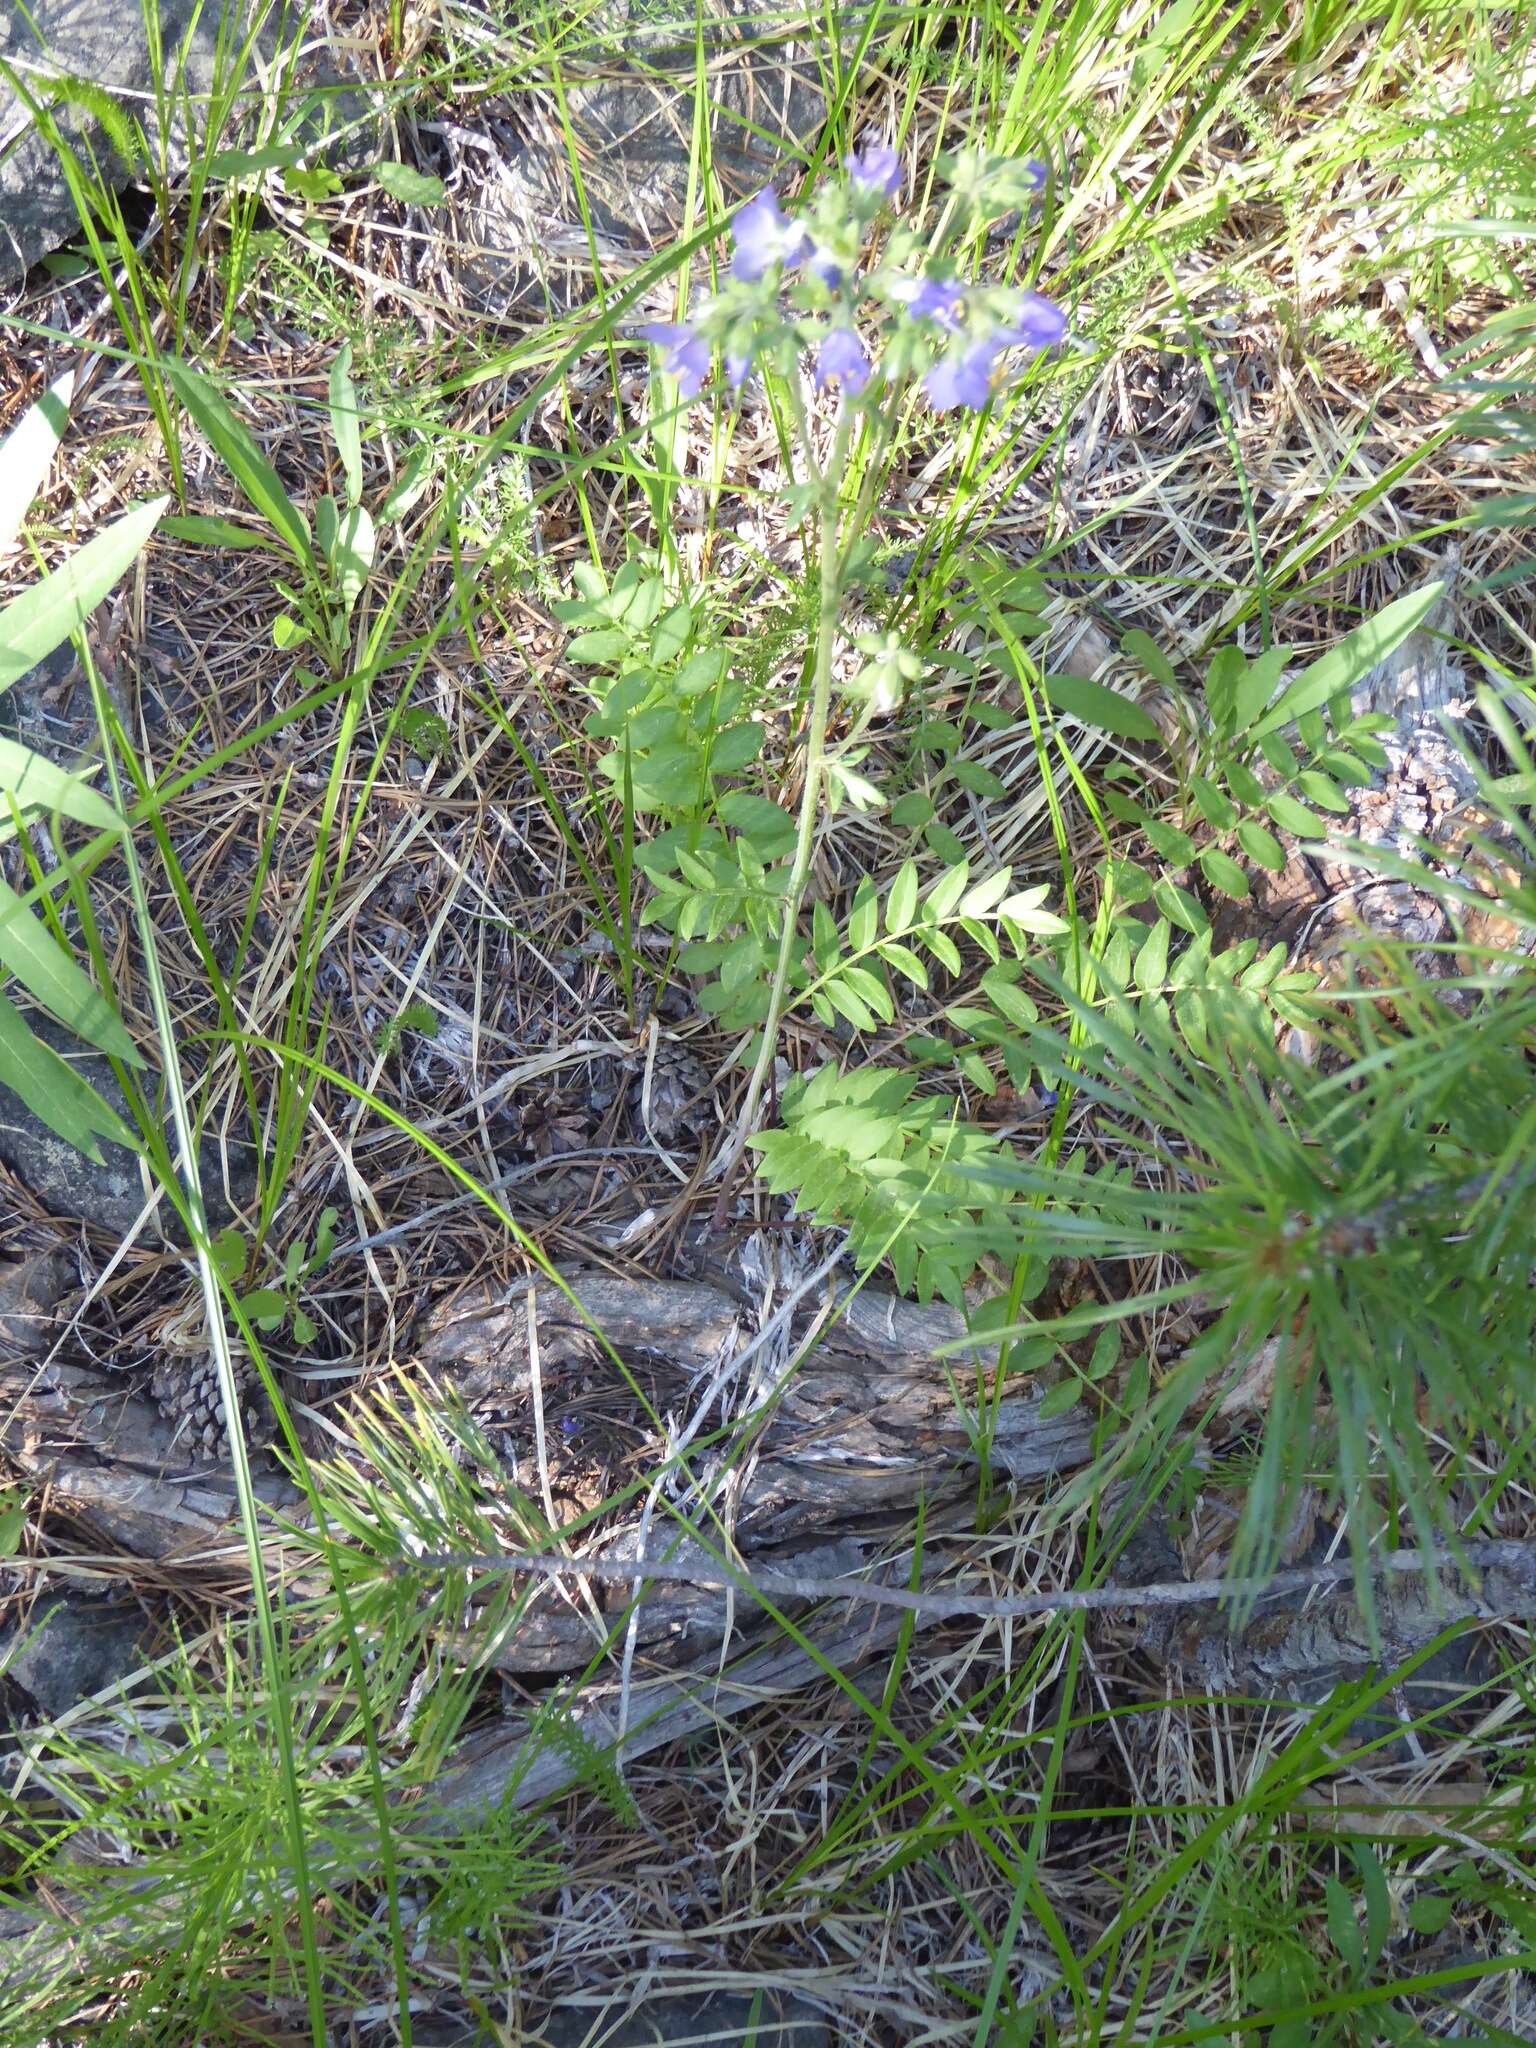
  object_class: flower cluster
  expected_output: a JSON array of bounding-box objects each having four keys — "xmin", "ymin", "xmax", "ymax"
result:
[{"xmin": 635, "ymin": 143, "xmax": 1065, "ymax": 418}]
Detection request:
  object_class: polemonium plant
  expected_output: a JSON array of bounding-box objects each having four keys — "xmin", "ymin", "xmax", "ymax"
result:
[{"xmin": 634, "ymin": 145, "xmax": 1067, "ymax": 1172}]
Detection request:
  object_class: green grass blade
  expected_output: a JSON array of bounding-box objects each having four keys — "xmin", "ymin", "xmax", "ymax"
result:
[
  {"xmin": 1249, "ymin": 581, "xmax": 1446, "ymax": 739},
  {"xmin": 0, "ymin": 986, "xmax": 134, "ymax": 1161},
  {"xmin": 0, "ymin": 736, "xmax": 125, "ymax": 834},
  {"xmin": 0, "ymin": 369, "xmax": 73, "ymax": 551},
  {"xmin": 329, "ymin": 342, "xmax": 364, "ymax": 505},
  {"xmin": 0, "ymin": 872, "xmax": 140, "ymax": 1063},
  {"xmin": 164, "ymin": 362, "xmax": 313, "ymax": 567},
  {"xmin": 0, "ymin": 496, "xmax": 169, "ymax": 697}
]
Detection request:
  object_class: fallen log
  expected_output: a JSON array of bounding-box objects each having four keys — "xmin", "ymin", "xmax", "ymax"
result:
[{"xmin": 0, "ymin": 1257, "xmax": 1093, "ymax": 1672}]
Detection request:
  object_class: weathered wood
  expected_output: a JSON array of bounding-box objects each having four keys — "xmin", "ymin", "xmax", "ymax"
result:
[
  {"xmin": 425, "ymin": 1598, "xmax": 912, "ymax": 1820},
  {"xmin": 0, "ymin": 1345, "xmax": 297, "ymax": 1565},
  {"xmin": 417, "ymin": 1268, "xmax": 1093, "ymax": 1548},
  {"xmin": 0, "ymin": 1259, "xmax": 1091, "ymax": 1671}
]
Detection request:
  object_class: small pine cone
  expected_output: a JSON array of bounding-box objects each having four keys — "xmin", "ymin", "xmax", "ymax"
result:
[
  {"xmin": 629, "ymin": 1039, "xmax": 714, "ymax": 1148},
  {"xmin": 151, "ymin": 1348, "xmax": 259, "ymax": 1462}
]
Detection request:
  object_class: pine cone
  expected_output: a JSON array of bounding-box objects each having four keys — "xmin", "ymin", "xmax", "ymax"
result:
[
  {"xmin": 628, "ymin": 1039, "xmax": 714, "ymax": 1148},
  {"xmin": 150, "ymin": 1348, "xmax": 259, "ymax": 1462}
]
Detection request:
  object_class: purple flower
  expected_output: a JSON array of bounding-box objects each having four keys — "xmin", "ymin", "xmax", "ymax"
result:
[
  {"xmin": 924, "ymin": 338, "xmax": 1001, "ymax": 414},
  {"xmin": 816, "ymin": 325, "xmax": 873, "ymax": 395},
  {"xmin": 845, "ymin": 142, "xmax": 902, "ymax": 200},
  {"xmin": 725, "ymin": 350, "xmax": 753, "ymax": 391},
  {"xmin": 732, "ymin": 188, "xmax": 809, "ymax": 281},
  {"xmin": 924, "ymin": 292, "xmax": 1067, "ymax": 413},
  {"xmin": 992, "ymin": 290, "xmax": 1067, "ymax": 352},
  {"xmin": 635, "ymin": 321, "xmax": 711, "ymax": 399},
  {"xmin": 807, "ymin": 245, "xmax": 844, "ymax": 289},
  {"xmin": 890, "ymin": 271, "xmax": 967, "ymax": 331}
]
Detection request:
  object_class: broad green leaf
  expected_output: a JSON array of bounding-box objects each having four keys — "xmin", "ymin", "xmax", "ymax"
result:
[
  {"xmin": 1199, "ymin": 847, "xmax": 1250, "ymax": 899},
  {"xmin": 1205, "ymin": 644, "xmax": 1247, "ymax": 731},
  {"xmin": 821, "ymin": 976, "xmax": 877, "ymax": 1033},
  {"xmin": 566, "ymin": 628, "xmax": 629, "ymax": 664},
  {"xmin": 1351, "ymin": 1842, "xmax": 1392, "ymax": 1972},
  {"xmin": 1121, "ymin": 628, "xmax": 1175, "ymax": 689},
  {"xmin": 379, "ymin": 447, "xmax": 433, "ymax": 522},
  {"xmin": 848, "ymin": 878, "xmax": 879, "ymax": 952},
  {"xmin": 1134, "ymin": 918, "xmax": 1170, "ymax": 993},
  {"xmin": 328, "ymin": 343, "xmax": 363, "ymax": 504},
  {"xmin": 925, "ymin": 860, "xmax": 971, "ymax": 922},
  {"xmin": 1257, "ymin": 733, "xmax": 1297, "ymax": 779},
  {"xmin": 706, "ymin": 722, "xmax": 764, "ymax": 773},
  {"xmin": 0, "ymin": 736, "xmax": 124, "ymax": 833},
  {"xmin": 165, "ymin": 362, "xmax": 311, "ymax": 567},
  {"xmin": 886, "ymin": 860, "xmax": 919, "ymax": 934},
  {"xmin": 1042, "ymin": 672, "xmax": 1160, "ymax": 742},
  {"xmin": 282, "ymin": 164, "xmax": 343, "ymax": 203},
  {"xmin": 333, "ymin": 504, "xmax": 375, "ymax": 613},
  {"xmin": 1188, "ymin": 774, "xmax": 1235, "ymax": 829},
  {"xmin": 1296, "ymin": 768, "xmax": 1351, "ymax": 814},
  {"xmin": 949, "ymin": 758, "xmax": 1008, "ymax": 799},
  {"xmin": 676, "ymin": 646, "xmax": 728, "ymax": 697},
  {"xmin": 0, "ymin": 875, "xmax": 139, "ymax": 1062},
  {"xmin": 1152, "ymin": 877, "xmax": 1206, "ymax": 934},
  {"xmin": 959, "ymin": 869, "xmax": 1013, "ymax": 918},
  {"xmin": 207, "ymin": 142, "xmax": 303, "ymax": 177},
  {"xmin": 375, "ymin": 161, "xmax": 446, "ymax": 205},
  {"xmin": 923, "ymin": 819, "xmax": 966, "ymax": 865},
  {"xmin": 157, "ymin": 513, "xmax": 281, "ymax": 550},
  {"xmin": 998, "ymin": 888, "xmax": 1065, "ymax": 934},
  {"xmin": 878, "ymin": 939, "xmax": 928, "ymax": 988},
  {"xmin": 1144, "ymin": 818, "xmax": 1197, "ymax": 866},
  {"xmin": 840, "ymin": 963, "xmax": 894, "ymax": 1023},
  {"xmin": 918, "ymin": 926, "xmax": 963, "ymax": 975},
  {"xmin": 0, "ymin": 369, "xmax": 73, "ymax": 551},
  {"xmin": 1406, "ymin": 1895, "xmax": 1452, "ymax": 1937},
  {"xmin": 890, "ymin": 791, "xmax": 933, "ymax": 829},
  {"xmin": 1324, "ymin": 1877, "xmax": 1364, "ymax": 1979},
  {"xmin": 241, "ymin": 1287, "xmax": 287, "ymax": 1327},
  {"xmin": 980, "ymin": 968, "xmax": 1036, "ymax": 1027},
  {"xmin": 1266, "ymin": 791, "xmax": 1330, "ymax": 836},
  {"xmin": 1236, "ymin": 818, "xmax": 1287, "ymax": 870},
  {"xmin": 1230, "ymin": 644, "xmax": 1291, "ymax": 731},
  {"xmin": 1249, "ymin": 584, "xmax": 1444, "ymax": 739},
  {"xmin": 315, "ymin": 493, "xmax": 339, "ymax": 565},
  {"xmin": 650, "ymin": 602, "xmax": 692, "ymax": 665},
  {"xmin": 1038, "ymin": 1378, "xmax": 1083, "ymax": 1418},
  {"xmin": 211, "ymin": 1226, "xmax": 247, "ymax": 1285},
  {"xmin": 1224, "ymin": 759, "xmax": 1267, "ymax": 807},
  {"xmin": 715, "ymin": 792, "xmax": 793, "ymax": 852},
  {"xmin": 0, "ymin": 496, "xmax": 168, "ymax": 698},
  {"xmin": 0, "ymin": 987, "xmax": 134, "ymax": 1161}
]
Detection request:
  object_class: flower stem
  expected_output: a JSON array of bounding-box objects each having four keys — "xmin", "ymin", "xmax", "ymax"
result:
[{"xmin": 713, "ymin": 405, "xmax": 854, "ymax": 1207}]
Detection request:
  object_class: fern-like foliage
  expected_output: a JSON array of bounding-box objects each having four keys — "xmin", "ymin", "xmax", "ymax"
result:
[{"xmin": 752, "ymin": 1063, "xmax": 1031, "ymax": 1306}]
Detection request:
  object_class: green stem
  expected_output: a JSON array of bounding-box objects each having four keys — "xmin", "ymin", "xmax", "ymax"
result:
[
  {"xmin": 718, "ymin": 404, "xmax": 855, "ymax": 1182},
  {"xmin": 80, "ymin": 637, "xmax": 330, "ymax": 2048}
]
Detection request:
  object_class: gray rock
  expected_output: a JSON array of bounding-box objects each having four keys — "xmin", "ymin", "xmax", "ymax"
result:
[
  {"xmin": 447, "ymin": 1, "xmax": 847, "ymax": 314},
  {"xmin": 0, "ymin": 1593, "xmax": 149, "ymax": 1720},
  {"xmin": 538, "ymin": 1991, "xmax": 830, "ymax": 2047},
  {"xmin": 0, "ymin": 1249, "xmax": 74, "ymax": 1355},
  {"xmin": 0, "ymin": 0, "xmax": 214, "ymax": 286},
  {"xmin": 0, "ymin": 1003, "xmax": 255, "ymax": 1239}
]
